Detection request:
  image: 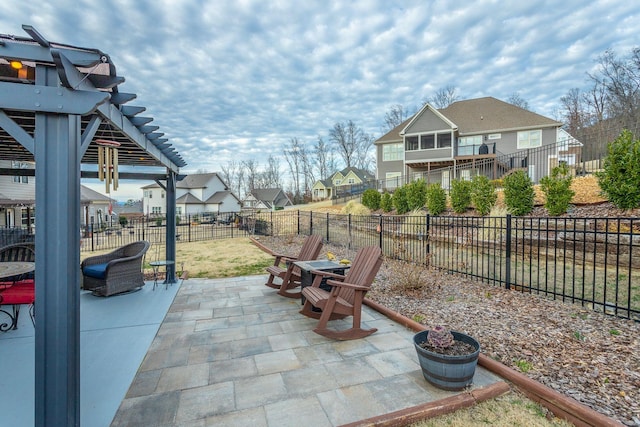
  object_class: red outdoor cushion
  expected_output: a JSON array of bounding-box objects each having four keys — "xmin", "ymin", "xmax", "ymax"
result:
[{"xmin": 0, "ymin": 279, "xmax": 35, "ymax": 305}]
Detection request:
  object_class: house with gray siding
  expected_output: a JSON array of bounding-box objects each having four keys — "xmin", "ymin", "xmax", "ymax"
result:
[{"xmin": 375, "ymin": 97, "xmax": 581, "ymax": 189}]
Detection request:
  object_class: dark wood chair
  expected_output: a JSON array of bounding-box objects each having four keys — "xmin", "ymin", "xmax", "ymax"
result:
[
  {"xmin": 300, "ymin": 245, "xmax": 383, "ymax": 340},
  {"xmin": 260, "ymin": 235, "xmax": 323, "ymax": 298},
  {"xmin": 81, "ymin": 240, "xmax": 150, "ymax": 296}
]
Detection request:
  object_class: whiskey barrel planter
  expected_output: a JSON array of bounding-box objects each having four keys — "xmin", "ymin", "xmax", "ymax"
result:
[{"xmin": 413, "ymin": 330, "xmax": 480, "ymax": 391}]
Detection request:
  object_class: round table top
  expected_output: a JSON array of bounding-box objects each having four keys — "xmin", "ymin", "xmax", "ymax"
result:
[
  {"xmin": 149, "ymin": 260, "xmax": 175, "ymax": 267},
  {"xmin": 0, "ymin": 261, "xmax": 35, "ymax": 279}
]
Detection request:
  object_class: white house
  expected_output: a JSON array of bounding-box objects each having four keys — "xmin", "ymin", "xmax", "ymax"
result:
[
  {"xmin": 0, "ymin": 160, "xmax": 115, "ymax": 230},
  {"xmin": 142, "ymin": 172, "xmax": 242, "ymax": 217}
]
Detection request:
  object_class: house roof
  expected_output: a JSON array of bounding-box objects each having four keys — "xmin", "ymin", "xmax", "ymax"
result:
[
  {"xmin": 80, "ymin": 185, "xmax": 112, "ymax": 203},
  {"xmin": 375, "ymin": 97, "xmax": 563, "ymax": 143},
  {"xmin": 177, "ymin": 173, "xmax": 227, "ymax": 189},
  {"xmin": 335, "ymin": 167, "xmax": 375, "ymax": 182},
  {"xmin": 439, "ymin": 97, "xmax": 562, "ymax": 135},
  {"xmin": 249, "ymin": 188, "xmax": 292, "ymax": 209},
  {"xmin": 205, "ymin": 190, "xmax": 235, "ymax": 204},
  {"xmin": 176, "ymin": 193, "xmax": 202, "ymax": 204}
]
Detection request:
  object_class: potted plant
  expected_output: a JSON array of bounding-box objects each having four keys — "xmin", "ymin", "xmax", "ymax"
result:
[{"xmin": 413, "ymin": 326, "xmax": 480, "ymax": 391}]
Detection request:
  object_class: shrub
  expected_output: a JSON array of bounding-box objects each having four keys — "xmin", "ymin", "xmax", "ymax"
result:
[
  {"xmin": 596, "ymin": 129, "xmax": 640, "ymax": 209},
  {"xmin": 470, "ymin": 175, "xmax": 497, "ymax": 216},
  {"xmin": 406, "ymin": 179, "xmax": 428, "ymax": 211},
  {"xmin": 503, "ymin": 170, "xmax": 535, "ymax": 216},
  {"xmin": 393, "ymin": 186, "xmax": 410, "ymax": 214},
  {"xmin": 118, "ymin": 216, "xmax": 128, "ymax": 227},
  {"xmin": 341, "ymin": 201, "xmax": 371, "ymax": 216},
  {"xmin": 425, "ymin": 183, "xmax": 447, "ymax": 215},
  {"xmin": 380, "ymin": 192, "xmax": 393, "ymax": 212},
  {"xmin": 450, "ymin": 179, "xmax": 472, "ymax": 214},
  {"xmin": 361, "ymin": 189, "xmax": 381, "ymax": 210},
  {"xmin": 540, "ymin": 163, "xmax": 575, "ymax": 216}
]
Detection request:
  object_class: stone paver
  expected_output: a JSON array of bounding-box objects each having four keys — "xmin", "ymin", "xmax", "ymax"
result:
[{"xmin": 111, "ymin": 275, "xmax": 504, "ymax": 427}]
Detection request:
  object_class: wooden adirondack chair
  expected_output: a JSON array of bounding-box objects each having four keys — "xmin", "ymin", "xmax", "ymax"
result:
[
  {"xmin": 262, "ymin": 234, "xmax": 323, "ymax": 297},
  {"xmin": 300, "ymin": 245, "xmax": 383, "ymax": 340}
]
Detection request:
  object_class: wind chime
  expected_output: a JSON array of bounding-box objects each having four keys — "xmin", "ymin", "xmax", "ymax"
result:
[{"xmin": 95, "ymin": 125, "xmax": 120, "ymax": 194}]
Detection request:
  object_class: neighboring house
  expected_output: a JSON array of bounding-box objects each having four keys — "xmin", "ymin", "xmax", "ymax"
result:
[
  {"xmin": 375, "ymin": 97, "xmax": 582, "ymax": 188},
  {"xmin": 242, "ymin": 188, "xmax": 293, "ymax": 211},
  {"xmin": 142, "ymin": 172, "xmax": 242, "ymax": 217},
  {"xmin": 0, "ymin": 159, "xmax": 115, "ymax": 230},
  {"xmin": 312, "ymin": 167, "xmax": 375, "ymax": 201}
]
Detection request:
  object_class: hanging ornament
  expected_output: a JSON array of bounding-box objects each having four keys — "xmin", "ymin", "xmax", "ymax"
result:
[{"xmin": 96, "ymin": 138, "xmax": 120, "ymax": 193}]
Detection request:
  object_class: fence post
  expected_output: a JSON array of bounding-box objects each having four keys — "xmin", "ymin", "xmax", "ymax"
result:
[
  {"xmin": 348, "ymin": 214, "xmax": 352, "ymax": 250},
  {"xmin": 426, "ymin": 214, "xmax": 430, "ymax": 257},
  {"xmin": 297, "ymin": 210, "xmax": 300, "ymax": 235},
  {"xmin": 505, "ymin": 214, "xmax": 512, "ymax": 290},
  {"xmin": 90, "ymin": 222, "xmax": 94, "ymax": 251},
  {"xmin": 310, "ymin": 211, "xmax": 313, "ymax": 235},
  {"xmin": 378, "ymin": 215, "xmax": 383, "ymax": 249},
  {"xmin": 326, "ymin": 212, "xmax": 330, "ymax": 242}
]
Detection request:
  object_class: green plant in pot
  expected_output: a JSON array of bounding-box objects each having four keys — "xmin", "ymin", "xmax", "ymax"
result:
[{"xmin": 413, "ymin": 326, "xmax": 480, "ymax": 391}]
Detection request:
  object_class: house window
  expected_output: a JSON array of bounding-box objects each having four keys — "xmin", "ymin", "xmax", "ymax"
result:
[
  {"xmin": 382, "ymin": 143, "xmax": 403, "ymax": 161},
  {"xmin": 458, "ymin": 135, "xmax": 483, "ymax": 155},
  {"xmin": 517, "ymin": 130, "xmax": 542, "ymax": 149},
  {"xmin": 438, "ymin": 133, "xmax": 452, "ymax": 148},
  {"xmin": 348, "ymin": 178, "xmax": 355, "ymax": 184},
  {"xmin": 420, "ymin": 134, "xmax": 435, "ymax": 150},
  {"xmin": 405, "ymin": 135, "xmax": 419, "ymax": 151},
  {"xmin": 385, "ymin": 172, "xmax": 402, "ymax": 188},
  {"xmin": 12, "ymin": 161, "xmax": 29, "ymax": 183},
  {"xmin": 151, "ymin": 207, "xmax": 161, "ymax": 214},
  {"xmin": 176, "ymin": 207, "xmax": 182, "ymax": 215},
  {"xmin": 161, "ymin": 192, "xmax": 165, "ymax": 199}
]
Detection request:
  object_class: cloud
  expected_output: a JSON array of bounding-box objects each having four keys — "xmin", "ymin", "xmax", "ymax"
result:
[{"xmin": 1, "ymin": 0, "xmax": 638, "ymax": 200}]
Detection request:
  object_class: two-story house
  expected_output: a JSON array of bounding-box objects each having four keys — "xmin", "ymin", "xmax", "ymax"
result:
[
  {"xmin": 142, "ymin": 172, "xmax": 241, "ymax": 217},
  {"xmin": 312, "ymin": 167, "xmax": 375, "ymax": 201},
  {"xmin": 375, "ymin": 97, "xmax": 581, "ymax": 189},
  {"xmin": 242, "ymin": 188, "xmax": 293, "ymax": 211}
]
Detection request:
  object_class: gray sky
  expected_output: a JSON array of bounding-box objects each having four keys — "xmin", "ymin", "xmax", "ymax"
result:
[{"xmin": 1, "ymin": 1, "xmax": 638, "ymax": 200}]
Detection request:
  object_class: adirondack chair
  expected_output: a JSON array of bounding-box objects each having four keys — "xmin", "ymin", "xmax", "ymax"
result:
[
  {"xmin": 263, "ymin": 234, "xmax": 323, "ymax": 298},
  {"xmin": 300, "ymin": 245, "xmax": 383, "ymax": 340}
]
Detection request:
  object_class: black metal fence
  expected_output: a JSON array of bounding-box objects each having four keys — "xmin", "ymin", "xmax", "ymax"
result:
[
  {"xmin": 264, "ymin": 210, "xmax": 640, "ymax": 321},
  {"xmin": 7, "ymin": 207, "xmax": 637, "ymax": 321}
]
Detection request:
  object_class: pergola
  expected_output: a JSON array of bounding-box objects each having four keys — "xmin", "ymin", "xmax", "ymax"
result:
[{"xmin": 0, "ymin": 25, "xmax": 186, "ymax": 426}]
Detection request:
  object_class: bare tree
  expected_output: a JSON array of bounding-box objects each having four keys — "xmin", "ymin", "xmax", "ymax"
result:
[
  {"xmin": 242, "ymin": 159, "xmax": 260, "ymax": 192},
  {"xmin": 262, "ymin": 155, "xmax": 282, "ymax": 188},
  {"xmin": 507, "ymin": 93, "xmax": 530, "ymax": 110},
  {"xmin": 382, "ymin": 104, "xmax": 408, "ymax": 132},
  {"xmin": 560, "ymin": 88, "xmax": 587, "ymax": 136},
  {"xmin": 314, "ymin": 136, "xmax": 336, "ymax": 180},
  {"xmin": 220, "ymin": 160, "xmax": 244, "ymax": 198},
  {"xmin": 283, "ymin": 137, "xmax": 303, "ymax": 201},
  {"xmin": 427, "ymin": 85, "xmax": 460, "ymax": 108}
]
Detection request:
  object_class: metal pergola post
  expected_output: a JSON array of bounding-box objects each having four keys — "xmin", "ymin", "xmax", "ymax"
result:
[{"xmin": 34, "ymin": 64, "xmax": 82, "ymax": 426}]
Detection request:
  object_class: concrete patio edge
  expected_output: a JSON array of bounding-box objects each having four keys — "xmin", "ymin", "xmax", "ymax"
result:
[{"xmin": 363, "ymin": 298, "xmax": 625, "ymax": 427}]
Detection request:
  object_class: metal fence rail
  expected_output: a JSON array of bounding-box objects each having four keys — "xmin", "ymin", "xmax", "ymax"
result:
[{"xmin": 9, "ymin": 207, "xmax": 635, "ymax": 321}]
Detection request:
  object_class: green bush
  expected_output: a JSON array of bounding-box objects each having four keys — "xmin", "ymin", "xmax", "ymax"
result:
[
  {"xmin": 450, "ymin": 179, "xmax": 472, "ymax": 214},
  {"xmin": 118, "ymin": 216, "xmax": 128, "ymax": 227},
  {"xmin": 380, "ymin": 192, "xmax": 393, "ymax": 212},
  {"xmin": 596, "ymin": 129, "xmax": 640, "ymax": 209},
  {"xmin": 470, "ymin": 175, "xmax": 497, "ymax": 216},
  {"xmin": 155, "ymin": 216, "xmax": 163, "ymax": 227},
  {"xmin": 406, "ymin": 179, "xmax": 428, "ymax": 211},
  {"xmin": 425, "ymin": 183, "xmax": 447, "ymax": 215},
  {"xmin": 361, "ymin": 189, "xmax": 381, "ymax": 210},
  {"xmin": 503, "ymin": 170, "xmax": 535, "ymax": 216},
  {"xmin": 540, "ymin": 163, "xmax": 575, "ymax": 216},
  {"xmin": 392, "ymin": 186, "xmax": 410, "ymax": 214}
]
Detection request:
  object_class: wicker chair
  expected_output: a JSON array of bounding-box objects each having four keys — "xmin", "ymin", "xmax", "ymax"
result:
[{"xmin": 81, "ymin": 240, "xmax": 150, "ymax": 296}]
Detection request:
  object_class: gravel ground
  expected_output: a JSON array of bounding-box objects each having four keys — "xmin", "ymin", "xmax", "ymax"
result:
[{"xmin": 258, "ymin": 232, "xmax": 640, "ymax": 427}]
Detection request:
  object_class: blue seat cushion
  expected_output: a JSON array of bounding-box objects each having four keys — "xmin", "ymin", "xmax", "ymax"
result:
[{"xmin": 83, "ymin": 263, "xmax": 109, "ymax": 279}]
